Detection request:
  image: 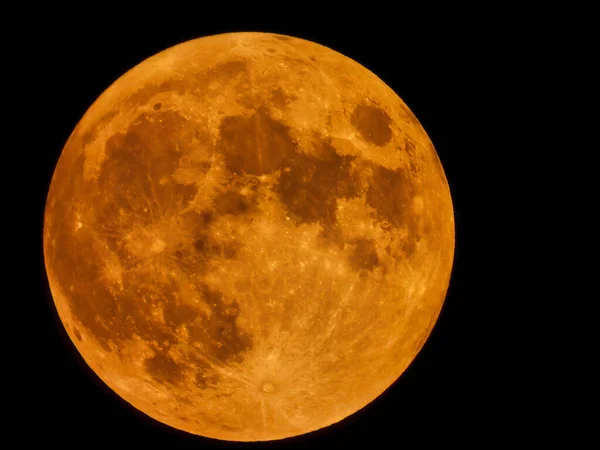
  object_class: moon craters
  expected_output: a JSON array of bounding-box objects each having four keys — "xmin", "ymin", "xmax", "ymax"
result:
[
  {"xmin": 44, "ymin": 32, "xmax": 454, "ymax": 442},
  {"xmin": 262, "ymin": 382, "xmax": 275, "ymax": 393}
]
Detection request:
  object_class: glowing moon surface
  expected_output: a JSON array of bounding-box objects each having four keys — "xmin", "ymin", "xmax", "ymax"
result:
[{"xmin": 43, "ymin": 32, "xmax": 454, "ymax": 441}]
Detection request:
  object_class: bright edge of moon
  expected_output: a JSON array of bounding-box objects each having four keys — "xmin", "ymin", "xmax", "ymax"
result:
[{"xmin": 43, "ymin": 32, "xmax": 454, "ymax": 442}]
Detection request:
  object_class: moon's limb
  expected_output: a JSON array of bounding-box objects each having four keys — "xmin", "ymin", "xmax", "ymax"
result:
[{"xmin": 43, "ymin": 32, "xmax": 454, "ymax": 442}]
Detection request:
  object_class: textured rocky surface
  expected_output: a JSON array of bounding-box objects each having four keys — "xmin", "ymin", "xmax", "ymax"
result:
[{"xmin": 43, "ymin": 32, "xmax": 454, "ymax": 441}]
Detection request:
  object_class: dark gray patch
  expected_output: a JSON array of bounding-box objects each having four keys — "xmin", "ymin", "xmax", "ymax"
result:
[
  {"xmin": 195, "ymin": 370, "xmax": 220, "ymax": 389},
  {"xmin": 168, "ymin": 211, "xmax": 217, "ymax": 275},
  {"xmin": 218, "ymin": 109, "xmax": 296, "ymax": 175},
  {"xmin": 191, "ymin": 284, "xmax": 252, "ymax": 361},
  {"xmin": 66, "ymin": 278, "xmax": 125, "ymax": 350},
  {"xmin": 274, "ymin": 138, "xmax": 360, "ymax": 232},
  {"xmin": 46, "ymin": 155, "xmax": 128, "ymax": 350},
  {"xmin": 351, "ymin": 103, "xmax": 393, "ymax": 146},
  {"xmin": 404, "ymin": 136, "xmax": 416, "ymax": 158},
  {"xmin": 348, "ymin": 238, "xmax": 379, "ymax": 272},
  {"xmin": 365, "ymin": 164, "xmax": 420, "ymax": 256},
  {"xmin": 163, "ymin": 301, "xmax": 198, "ymax": 329},
  {"xmin": 98, "ymin": 110, "xmax": 199, "ymax": 229},
  {"xmin": 145, "ymin": 352, "xmax": 184, "ymax": 385},
  {"xmin": 200, "ymin": 60, "xmax": 248, "ymax": 82},
  {"xmin": 153, "ymin": 102, "xmax": 162, "ymax": 110},
  {"xmin": 409, "ymin": 160, "xmax": 418, "ymax": 174},
  {"xmin": 401, "ymin": 238, "xmax": 417, "ymax": 256},
  {"xmin": 366, "ymin": 165, "xmax": 414, "ymax": 228},
  {"xmin": 114, "ymin": 281, "xmax": 175, "ymax": 344},
  {"xmin": 424, "ymin": 220, "xmax": 433, "ymax": 236},
  {"xmin": 402, "ymin": 138, "xmax": 420, "ymax": 174},
  {"xmin": 186, "ymin": 357, "xmax": 222, "ymax": 390},
  {"xmin": 313, "ymin": 138, "xmax": 340, "ymax": 162},
  {"xmin": 47, "ymin": 86, "xmax": 257, "ymax": 393},
  {"xmin": 219, "ymin": 423, "xmax": 240, "ymax": 432},
  {"xmin": 270, "ymin": 87, "xmax": 295, "ymax": 108},
  {"xmin": 72, "ymin": 327, "xmax": 82, "ymax": 341},
  {"xmin": 282, "ymin": 55, "xmax": 308, "ymax": 68},
  {"xmin": 177, "ymin": 210, "xmax": 214, "ymax": 232},
  {"xmin": 192, "ymin": 233, "xmax": 241, "ymax": 261},
  {"xmin": 198, "ymin": 210, "xmax": 215, "ymax": 226},
  {"xmin": 193, "ymin": 234, "xmax": 211, "ymax": 253},
  {"xmin": 213, "ymin": 190, "xmax": 252, "ymax": 216},
  {"xmin": 223, "ymin": 241, "xmax": 240, "ymax": 259}
]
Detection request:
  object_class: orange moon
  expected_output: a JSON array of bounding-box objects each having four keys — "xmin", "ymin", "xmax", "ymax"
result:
[{"xmin": 43, "ymin": 32, "xmax": 454, "ymax": 442}]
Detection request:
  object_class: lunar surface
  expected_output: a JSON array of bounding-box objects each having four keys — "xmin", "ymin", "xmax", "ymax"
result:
[{"xmin": 43, "ymin": 32, "xmax": 454, "ymax": 441}]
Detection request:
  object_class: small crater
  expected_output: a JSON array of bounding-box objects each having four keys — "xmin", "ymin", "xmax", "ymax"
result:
[
  {"xmin": 153, "ymin": 102, "xmax": 162, "ymax": 110},
  {"xmin": 72, "ymin": 327, "xmax": 82, "ymax": 341},
  {"xmin": 262, "ymin": 382, "xmax": 275, "ymax": 393},
  {"xmin": 350, "ymin": 102, "xmax": 393, "ymax": 146},
  {"xmin": 273, "ymin": 35, "xmax": 292, "ymax": 41}
]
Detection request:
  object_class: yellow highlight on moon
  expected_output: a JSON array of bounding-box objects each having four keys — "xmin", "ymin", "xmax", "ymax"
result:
[{"xmin": 43, "ymin": 32, "xmax": 454, "ymax": 442}]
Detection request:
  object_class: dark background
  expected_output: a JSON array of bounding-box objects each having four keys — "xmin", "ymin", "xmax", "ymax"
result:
[{"xmin": 26, "ymin": 10, "xmax": 511, "ymax": 449}]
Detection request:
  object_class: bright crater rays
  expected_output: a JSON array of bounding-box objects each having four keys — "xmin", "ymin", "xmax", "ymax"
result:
[{"xmin": 43, "ymin": 32, "xmax": 454, "ymax": 442}]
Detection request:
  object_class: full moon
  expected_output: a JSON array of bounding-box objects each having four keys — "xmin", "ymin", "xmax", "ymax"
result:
[{"xmin": 43, "ymin": 32, "xmax": 454, "ymax": 441}]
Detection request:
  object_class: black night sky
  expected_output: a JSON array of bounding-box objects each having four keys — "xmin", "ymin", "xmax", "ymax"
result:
[{"xmin": 25, "ymin": 9, "xmax": 513, "ymax": 448}]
